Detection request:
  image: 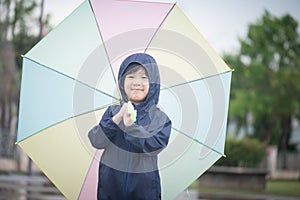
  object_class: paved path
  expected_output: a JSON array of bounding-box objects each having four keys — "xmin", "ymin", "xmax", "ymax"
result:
[
  {"xmin": 1, "ymin": 175, "xmax": 299, "ymax": 200},
  {"xmin": 176, "ymin": 190, "xmax": 199, "ymax": 199},
  {"xmin": 177, "ymin": 190, "xmax": 300, "ymax": 200}
]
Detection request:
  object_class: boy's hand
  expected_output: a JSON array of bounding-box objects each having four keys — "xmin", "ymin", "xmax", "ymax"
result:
[
  {"xmin": 112, "ymin": 103, "xmax": 135, "ymax": 127},
  {"xmin": 112, "ymin": 103, "xmax": 127, "ymax": 125}
]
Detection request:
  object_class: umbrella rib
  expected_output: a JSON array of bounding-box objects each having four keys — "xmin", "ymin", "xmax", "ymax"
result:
[
  {"xmin": 144, "ymin": 2, "xmax": 176, "ymax": 53},
  {"xmin": 88, "ymin": 1, "xmax": 122, "ymax": 99},
  {"xmin": 171, "ymin": 127, "xmax": 225, "ymax": 157},
  {"xmin": 16, "ymin": 102, "xmax": 118, "ymax": 144},
  {"xmin": 22, "ymin": 56, "xmax": 120, "ymax": 101},
  {"xmin": 161, "ymin": 69, "xmax": 233, "ymax": 91}
]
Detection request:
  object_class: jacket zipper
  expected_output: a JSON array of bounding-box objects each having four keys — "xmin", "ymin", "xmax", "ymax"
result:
[{"xmin": 122, "ymin": 142, "xmax": 131, "ymax": 200}]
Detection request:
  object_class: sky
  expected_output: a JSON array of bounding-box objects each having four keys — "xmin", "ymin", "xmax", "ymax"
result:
[{"xmin": 44, "ymin": 0, "xmax": 300, "ymax": 55}]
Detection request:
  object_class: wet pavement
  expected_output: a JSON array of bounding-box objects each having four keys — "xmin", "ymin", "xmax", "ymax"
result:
[{"xmin": 176, "ymin": 190, "xmax": 300, "ymax": 200}]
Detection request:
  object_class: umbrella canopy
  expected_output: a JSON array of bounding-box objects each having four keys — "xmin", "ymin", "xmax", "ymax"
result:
[{"xmin": 16, "ymin": 0, "xmax": 232, "ymax": 199}]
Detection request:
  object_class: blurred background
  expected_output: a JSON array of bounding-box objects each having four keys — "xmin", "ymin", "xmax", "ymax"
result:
[{"xmin": 0, "ymin": 0, "xmax": 299, "ymax": 199}]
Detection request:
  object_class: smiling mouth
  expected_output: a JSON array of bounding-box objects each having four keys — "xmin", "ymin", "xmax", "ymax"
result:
[{"xmin": 132, "ymin": 88, "xmax": 143, "ymax": 91}]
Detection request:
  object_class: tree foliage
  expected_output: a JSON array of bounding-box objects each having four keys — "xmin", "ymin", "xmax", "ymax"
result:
[
  {"xmin": 225, "ymin": 11, "xmax": 300, "ymax": 154},
  {"xmin": 0, "ymin": 0, "xmax": 37, "ymax": 42},
  {"xmin": 216, "ymin": 137, "xmax": 265, "ymax": 168}
]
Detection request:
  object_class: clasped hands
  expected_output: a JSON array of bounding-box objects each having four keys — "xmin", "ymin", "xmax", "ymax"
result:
[{"xmin": 112, "ymin": 103, "xmax": 136, "ymax": 127}]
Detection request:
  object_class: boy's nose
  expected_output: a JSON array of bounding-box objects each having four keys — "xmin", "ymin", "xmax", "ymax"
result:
[{"xmin": 132, "ymin": 79, "xmax": 142, "ymax": 85}]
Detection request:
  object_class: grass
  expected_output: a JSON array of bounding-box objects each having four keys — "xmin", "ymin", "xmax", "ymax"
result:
[
  {"xmin": 191, "ymin": 180, "xmax": 300, "ymax": 197},
  {"xmin": 266, "ymin": 180, "xmax": 300, "ymax": 197}
]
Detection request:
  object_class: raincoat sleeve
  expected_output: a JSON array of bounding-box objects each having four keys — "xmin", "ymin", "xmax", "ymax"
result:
[
  {"xmin": 88, "ymin": 106, "xmax": 122, "ymax": 149},
  {"xmin": 119, "ymin": 109, "xmax": 172, "ymax": 154}
]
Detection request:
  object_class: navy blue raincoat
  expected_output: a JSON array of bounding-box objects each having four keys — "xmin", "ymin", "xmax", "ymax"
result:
[{"xmin": 88, "ymin": 53, "xmax": 172, "ymax": 200}]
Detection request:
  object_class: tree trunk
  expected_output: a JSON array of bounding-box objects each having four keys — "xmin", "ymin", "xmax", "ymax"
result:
[
  {"xmin": 279, "ymin": 115, "xmax": 292, "ymax": 169},
  {"xmin": 0, "ymin": 99, "xmax": 5, "ymax": 128},
  {"xmin": 0, "ymin": 41, "xmax": 18, "ymax": 130},
  {"xmin": 38, "ymin": 0, "xmax": 45, "ymax": 39},
  {"xmin": 2, "ymin": 0, "xmax": 11, "ymax": 41},
  {"xmin": 263, "ymin": 122, "xmax": 273, "ymax": 147}
]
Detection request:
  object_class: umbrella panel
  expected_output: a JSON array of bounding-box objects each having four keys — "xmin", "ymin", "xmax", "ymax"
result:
[
  {"xmin": 89, "ymin": 0, "xmax": 174, "ymax": 79},
  {"xmin": 159, "ymin": 71, "xmax": 232, "ymax": 155},
  {"xmin": 17, "ymin": 58, "xmax": 115, "ymax": 142},
  {"xmin": 25, "ymin": 1, "xmax": 102, "ymax": 82},
  {"xmin": 24, "ymin": 0, "xmax": 118, "ymax": 100},
  {"xmin": 18, "ymin": 109, "xmax": 105, "ymax": 200},
  {"xmin": 79, "ymin": 150, "xmax": 103, "ymax": 200},
  {"xmin": 159, "ymin": 130, "xmax": 222, "ymax": 200},
  {"xmin": 158, "ymin": 72, "xmax": 232, "ymax": 199},
  {"xmin": 147, "ymin": 4, "xmax": 230, "ymax": 89}
]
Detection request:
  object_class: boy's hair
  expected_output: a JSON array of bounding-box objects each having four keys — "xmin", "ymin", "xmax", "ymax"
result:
[{"xmin": 119, "ymin": 62, "xmax": 149, "ymax": 90}]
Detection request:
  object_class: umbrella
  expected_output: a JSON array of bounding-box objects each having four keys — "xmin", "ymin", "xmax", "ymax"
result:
[{"xmin": 16, "ymin": 0, "xmax": 232, "ymax": 199}]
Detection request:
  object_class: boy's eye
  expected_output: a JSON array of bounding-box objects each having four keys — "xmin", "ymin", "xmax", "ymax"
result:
[
  {"xmin": 127, "ymin": 75, "xmax": 134, "ymax": 79},
  {"xmin": 142, "ymin": 76, "xmax": 148, "ymax": 79}
]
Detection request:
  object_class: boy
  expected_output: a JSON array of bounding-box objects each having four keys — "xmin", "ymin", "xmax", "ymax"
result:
[{"xmin": 88, "ymin": 53, "xmax": 172, "ymax": 199}]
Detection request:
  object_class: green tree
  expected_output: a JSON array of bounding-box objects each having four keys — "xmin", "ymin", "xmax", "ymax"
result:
[{"xmin": 225, "ymin": 11, "xmax": 300, "ymax": 168}]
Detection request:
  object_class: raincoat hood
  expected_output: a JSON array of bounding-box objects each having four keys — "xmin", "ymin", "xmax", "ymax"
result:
[{"xmin": 118, "ymin": 53, "xmax": 160, "ymax": 109}]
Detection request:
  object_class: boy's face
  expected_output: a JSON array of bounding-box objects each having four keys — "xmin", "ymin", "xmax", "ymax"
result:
[{"xmin": 124, "ymin": 67, "xmax": 149, "ymax": 105}]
